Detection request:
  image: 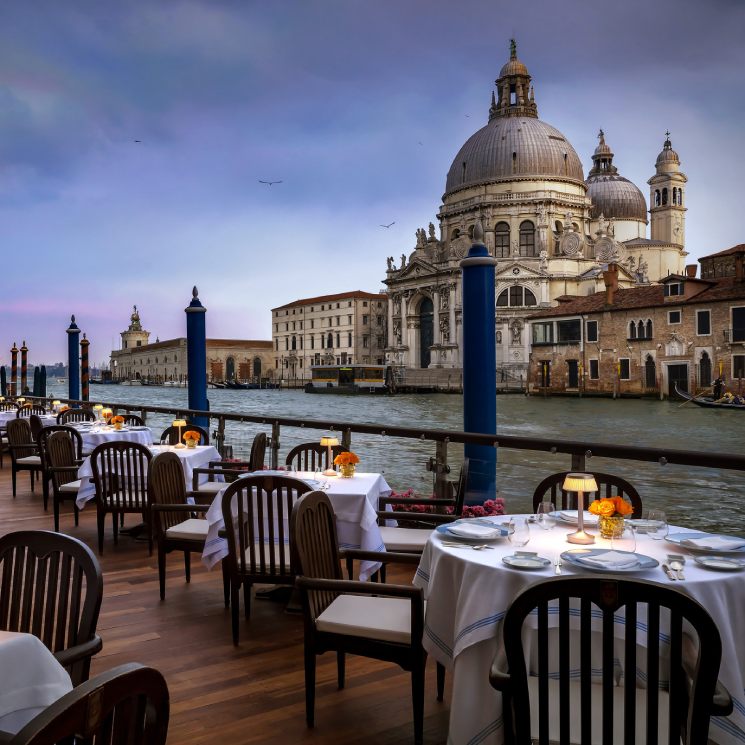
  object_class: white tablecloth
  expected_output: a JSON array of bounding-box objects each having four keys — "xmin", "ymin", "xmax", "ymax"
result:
[
  {"xmin": 0, "ymin": 630, "xmax": 72, "ymax": 734},
  {"xmin": 414, "ymin": 516, "xmax": 745, "ymax": 745},
  {"xmin": 70, "ymin": 424, "xmax": 153, "ymax": 453},
  {"xmin": 202, "ymin": 471, "xmax": 391, "ymax": 581},
  {"xmin": 0, "ymin": 412, "xmax": 56, "ymax": 429},
  {"xmin": 76, "ymin": 443, "xmax": 220, "ymax": 508}
]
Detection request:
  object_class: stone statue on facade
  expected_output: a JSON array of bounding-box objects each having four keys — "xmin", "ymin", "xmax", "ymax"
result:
[
  {"xmin": 439, "ymin": 315, "xmax": 450, "ymax": 342},
  {"xmin": 607, "ymin": 217, "xmax": 615, "ymax": 237},
  {"xmin": 597, "ymin": 213, "xmax": 607, "ymax": 236},
  {"xmin": 511, "ymin": 239, "xmax": 519, "ymax": 257},
  {"xmin": 539, "ymin": 249, "xmax": 548, "ymax": 271},
  {"xmin": 415, "ymin": 228, "xmax": 425, "ymax": 247},
  {"xmin": 537, "ymin": 203, "xmax": 548, "ymax": 226},
  {"xmin": 400, "ymin": 254, "xmax": 407, "ymax": 270},
  {"xmin": 393, "ymin": 322, "xmax": 401, "ymax": 345},
  {"xmin": 440, "ymin": 290, "xmax": 449, "ymax": 311},
  {"xmin": 564, "ymin": 211, "xmax": 574, "ymax": 230},
  {"xmin": 510, "ymin": 319, "xmax": 522, "ymax": 344},
  {"xmin": 386, "ymin": 256, "xmax": 394, "ymax": 271},
  {"xmin": 428, "ymin": 222, "xmax": 436, "ymax": 241}
]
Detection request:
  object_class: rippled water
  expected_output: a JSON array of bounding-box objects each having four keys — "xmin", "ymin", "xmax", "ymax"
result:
[{"xmin": 50, "ymin": 382, "xmax": 745, "ymax": 533}]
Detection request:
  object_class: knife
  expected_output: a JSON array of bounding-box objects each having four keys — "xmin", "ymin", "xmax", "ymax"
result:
[{"xmin": 661, "ymin": 563, "xmax": 676, "ymax": 581}]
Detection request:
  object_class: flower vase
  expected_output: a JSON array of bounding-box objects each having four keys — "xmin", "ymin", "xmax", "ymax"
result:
[
  {"xmin": 599, "ymin": 515, "xmax": 625, "ymax": 540},
  {"xmin": 114, "ymin": 423, "xmax": 122, "ymax": 431},
  {"xmin": 339, "ymin": 464, "xmax": 355, "ymax": 478},
  {"xmin": 186, "ymin": 440, "xmax": 197, "ymax": 449}
]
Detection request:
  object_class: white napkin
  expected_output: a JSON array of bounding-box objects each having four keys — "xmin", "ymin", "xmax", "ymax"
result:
[
  {"xmin": 681, "ymin": 535, "xmax": 745, "ymax": 551},
  {"xmin": 576, "ymin": 551, "xmax": 639, "ymax": 570},
  {"xmin": 447, "ymin": 522, "xmax": 503, "ymax": 539},
  {"xmin": 559, "ymin": 510, "xmax": 599, "ymax": 525}
]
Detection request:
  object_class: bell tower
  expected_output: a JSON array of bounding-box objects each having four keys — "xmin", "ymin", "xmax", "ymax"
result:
[
  {"xmin": 120, "ymin": 305, "xmax": 150, "ymax": 350},
  {"xmin": 648, "ymin": 132, "xmax": 687, "ymax": 246}
]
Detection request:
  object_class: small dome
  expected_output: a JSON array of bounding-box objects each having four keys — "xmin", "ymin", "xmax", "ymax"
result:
[
  {"xmin": 586, "ymin": 175, "xmax": 647, "ymax": 222},
  {"xmin": 499, "ymin": 57, "xmax": 528, "ymax": 78},
  {"xmin": 655, "ymin": 132, "xmax": 680, "ymax": 169},
  {"xmin": 593, "ymin": 129, "xmax": 612, "ymax": 158}
]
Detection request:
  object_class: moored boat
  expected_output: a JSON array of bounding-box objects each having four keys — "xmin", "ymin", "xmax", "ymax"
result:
[{"xmin": 675, "ymin": 384, "xmax": 745, "ymax": 409}]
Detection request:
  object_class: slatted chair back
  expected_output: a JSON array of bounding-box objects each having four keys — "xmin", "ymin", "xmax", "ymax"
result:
[
  {"xmin": 285, "ymin": 442, "xmax": 348, "ymax": 472},
  {"xmin": 120, "ymin": 413, "xmax": 145, "ymax": 426},
  {"xmin": 249, "ymin": 431, "xmax": 267, "ymax": 471},
  {"xmin": 149, "ymin": 451, "xmax": 189, "ymax": 537},
  {"xmin": 221, "ymin": 475, "xmax": 312, "ymax": 580},
  {"xmin": 45, "ymin": 431, "xmax": 81, "ymax": 489},
  {"xmin": 495, "ymin": 577, "xmax": 726, "ymax": 745},
  {"xmin": 57, "ymin": 408, "xmax": 95, "ymax": 424},
  {"xmin": 159, "ymin": 423, "xmax": 209, "ymax": 446},
  {"xmin": 8, "ymin": 662, "xmax": 169, "ymax": 745},
  {"xmin": 90, "ymin": 441, "xmax": 152, "ymax": 512},
  {"xmin": 532, "ymin": 470, "xmax": 643, "ymax": 518},
  {"xmin": 39, "ymin": 425, "xmax": 84, "ymax": 465},
  {"xmin": 290, "ymin": 490, "xmax": 341, "ymax": 622},
  {"xmin": 29, "ymin": 414, "xmax": 44, "ymax": 440},
  {"xmin": 0, "ymin": 530, "xmax": 103, "ymax": 686},
  {"xmin": 17, "ymin": 404, "xmax": 45, "ymax": 417},
  {"xmin": 7, "ymin": 417, "xmax": 35, "ymax": 458},
  {"xmin": 0, "ymin": 401, "xmax": 17, "ymax": 411}
]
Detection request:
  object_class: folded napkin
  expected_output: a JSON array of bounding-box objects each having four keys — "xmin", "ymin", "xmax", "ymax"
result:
[
  {"xmin": 447, "ymin": 522, "xmax": 503, "ymax": 539},
  {"xmin": 576, "ymin": 550, "xmax": 639, "ymax": 570},
  {"xmin": 559, "ymin": 510, "xmax": 599, "ymax": 525},
  {"xmin": 681, "ymin": 535, "xmax": 745, "ymax": 551}
]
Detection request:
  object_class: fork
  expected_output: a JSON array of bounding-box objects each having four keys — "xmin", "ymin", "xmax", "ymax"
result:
[
  {"xmin": 441, "ymin": 542, "xmax": 493, "ymax": 550},
  {"xmin": 669, "ymin": 559, "xmax": 685, "ymax": 580},
  {"xmin": 554, "ymin": 556, "xmax": 562, "ymax": 575}
]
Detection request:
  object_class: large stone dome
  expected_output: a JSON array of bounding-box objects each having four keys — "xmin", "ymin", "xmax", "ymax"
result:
[
  {"xmin": 444, "ymin": 117, "xmax": 585, "ymax": 195},
  {"xmin": 586, "ymin": 176, "xmax": 647, "ymax": 221}
]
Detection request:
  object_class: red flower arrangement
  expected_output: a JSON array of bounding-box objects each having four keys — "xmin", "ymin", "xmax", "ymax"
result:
[{"xmin": 389, "ymin": 489, "xmax": 505, "ymax": 518}]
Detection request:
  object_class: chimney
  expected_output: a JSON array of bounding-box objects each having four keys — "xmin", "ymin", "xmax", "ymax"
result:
[
  {"xmin": 603, "ymin": 263, "xmax": 619, "ymax": 305},
  {"xmin": 736, "ymin": 252, "xmax": 744, "ymax": 282},
  {"xmin": 685, "ymin": 264, "xmax": 697, "ymax": 278}
]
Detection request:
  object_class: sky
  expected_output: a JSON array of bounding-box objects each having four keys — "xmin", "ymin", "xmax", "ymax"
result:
[{"xmin": 1, "ymin": 0, "xmax": 744, "ymax": 365}]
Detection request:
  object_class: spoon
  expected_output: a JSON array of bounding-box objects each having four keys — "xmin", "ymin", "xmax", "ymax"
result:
[{"xmin": 669, "ymin": 559, "xmax": 685, "ymax": 580}]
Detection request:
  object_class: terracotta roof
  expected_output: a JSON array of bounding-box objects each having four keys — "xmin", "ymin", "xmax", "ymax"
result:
[
  {"xmin": 113, "ymin": 338, "xmax": 270, "ymax": 353},
  {"xmin": 699, "ymin": 244, "xmax": 745, "ymax": 260},
  {"xmin": 622, "ymin": 238, "xmax": 669, "ymax": 247},
  {"xmin": 272, "ymin": 290, "xmax": 387, "ymax": 311},
  {"xmin": 528, "ymin": 277, "xmax": 745, "ymax": 318}
]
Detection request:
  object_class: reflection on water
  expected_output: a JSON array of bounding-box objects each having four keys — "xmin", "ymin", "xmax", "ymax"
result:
[{"xmin": 52, "ymin": 383, "xmax": 745, "ymax": 533}]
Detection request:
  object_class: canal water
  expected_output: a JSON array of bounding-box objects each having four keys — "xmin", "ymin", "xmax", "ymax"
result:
[{"xmin": 49, "ymin": 382, "xmax": 745, "ymax": 534}]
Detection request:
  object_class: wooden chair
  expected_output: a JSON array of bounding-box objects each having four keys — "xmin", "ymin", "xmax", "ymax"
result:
[
  {"xmin": 28, "ymin": 414, "xmax": 44, "ymax": 442},
  {"xmin": 16, "ymin": 404, "xmax": 46, "ymax": 417},
  {"xmin": 120, "ymin": 413, "xmax": 145, "ymax": 426},
  {"xmin": 284, "ymin": 442, "xmax": 347, "ymax": 472},
  {"xmin": 57, "ymin": 408, "xmax": 95, "ymax": 424},
  {"xmin": 0, "ymin": 402, "xmax": 17, "ymax": 411},
  {"xmin": 37, "ymin": 425, "xmax": 83, "ymax": 518},
  {"xmin": 6, "ymin": 662, "xmax": 169, "ymax": 745},
  {"xmin": 489, "ymin": 577, "xmax": 732, "ymax": 745},
  {"xmin": 90, "ymin": 441, "xmax": 153, "ymax": 554},
  {"xmin": 0, "ymin": 530, "xmax": 103, "ymax": 686},
  {"xmin": 150, "ymin": 451, "xmax": 209, "ymax": 600},
  {"xmin": 532, "ymin": 470, "xmax": 643, "ymax": 518},
  {"xmin": 291, "ymin": 491, "xmax": 438, "ymax": 745},
  {"xmin": 159, "ymin": 423, "xmax": 209, "ymax": 446},
  {"xmin": 44, "ymin": 430, "xmax": 84, "ymax": 532},
  {"xmin": 6, "ymin": 418, "xmax": 43, "ymax": 497},
  {"xmin": 220, "ymin": 474, "xmax": 312, "ymax": 644}
]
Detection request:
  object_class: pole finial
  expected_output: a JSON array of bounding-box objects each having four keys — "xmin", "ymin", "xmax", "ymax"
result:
[
  {"xmin": 71, "ymin": 314, "xmax": 75, "ymax": 323},
  {"xmin": 473, "ymin": 220, "xmax": 484, "ymax": 243},
  {"xmin": 192, "ymin": 286, "xmax": 198, "ymax": 299}
]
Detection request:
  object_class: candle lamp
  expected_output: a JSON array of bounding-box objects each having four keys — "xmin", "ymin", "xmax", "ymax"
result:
[
  {"xmin": 563, "ymin": 473, "xmax": 598, "ymax": 545},
  {"xmin": 319, "ymin": 435, "xmax": 339, "ymax": 477},
  {"xmin": 172, "ymin": 419, "xmax": 187, "ymax": 449}
]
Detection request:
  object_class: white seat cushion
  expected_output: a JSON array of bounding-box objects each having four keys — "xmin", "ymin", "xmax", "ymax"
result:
[
  {"xmin": 59, "ymin": 479, "xmax": 82, "ymax": 493},
  {"xmin": 194, "ymin": 481, "xmax": 224, "ymax": 494},
  {"xmin": 16, "ymin": 456, "xmax": 41, "ymax": 465},
  {"xmin": 243, "ymin": 542, "xmax": 292, "ymax": 569},
  {"xmin": 379, "ymin": 526, "xmax": 433, "ymax": 552},
  {"xmin": 526, "ymin": 677, "xmax": 672, "ymax": 744},
  {"xmin": 165, "ymin": 519, "xmax": 209, "ymax": 541},
  {"xmin": 316, "ymin": 595, "xmax": 412, "ymax": 644}
]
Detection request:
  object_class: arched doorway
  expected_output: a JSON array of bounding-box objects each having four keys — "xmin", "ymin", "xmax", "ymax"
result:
[
  {"xmin": 253, "ymin": 357, "xmax": 262, "ymax": 380},
  {"xmin": 419, "ymin": 298, "xmax": 434, "ymax": 368},
  {"xmin": 226, "ymin": 356, "xmax": 236, "ymax": 381},
  {"xmin": 699, "ymin": 351, "xmax": 712, "ymax": 387},
  {"xmin": 645, "ymin": 354, "xmax": 656, "ymax": 389}
]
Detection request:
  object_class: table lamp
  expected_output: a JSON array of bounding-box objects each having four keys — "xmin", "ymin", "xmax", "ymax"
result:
[
  {"xmin": 17, "ymin": 397, "xmax": 25, "ymax": 405},
  {"xmin": 101, "ymin": 408, "xmax": 113, "ymax": 422},
  {"xmin": 173, "ymin": 419, "xmax": 187, "ymax": 449},
  {"xmin": 320, "ymin": 435, "xmax": 339, "ymax": 477},
  {"xmin": 51, "ymin": 400, "xmax": 61, "ymax": 411},
  {"xmin": 562, "ymin": 472, "xmax": 598, "ymax": 545},
  {"xmin": 93, "ymin": 404, "xmax": 104, "ymax": 421}
]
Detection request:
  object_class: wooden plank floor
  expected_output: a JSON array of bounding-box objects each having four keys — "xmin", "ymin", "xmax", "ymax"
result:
[{"xmin": 0, "ymin": 465, "xmax": 450, "ymax": 744}]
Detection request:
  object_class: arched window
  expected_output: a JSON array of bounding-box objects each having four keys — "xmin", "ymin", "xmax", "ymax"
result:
[
  {"xmin": 327, "ymin": 333, "xmax": 333, "ymax": 349},
  {"xmin": 494, "ymin": 222, "xmax": 510, "ymax": 258},
  {"xmin": 699, "ymin": 351, "xmax": 712, "ymax": 387},
  {"xmin": 291, "ymin": 336, "xmax": 296, "ymax": 350},
  {"xmin": 678, "ymin": 189, "xmax": 683, "ymax": 206},
  {"xmin": 637, "ymin": 321, "xmax": 644, "ymax": 338},
  {"xmin": 662, "ymin": 188, "xmax": 668, "ymax": 205},
  {"xmin": 519, "ymin": 220, "xmax": 536, "ymax": 257},
  {"xmin": 451, "ymin": 228, "xmax": 460, "ymax": 240},
  {"xmin": 496, "ymin": 286, "xmax": 537, "ymax": 307},
  {"xmin": 629, "ymin": 321, "xmax": 637, "ymax": 339},
  {"xmin": 645, "ymin": 354, "xmax": 656, "ymax": 388},
  {"xmin": 654, "ymin": 190, "xmax": 661, "ymax": 207},
  {"xmin": 646, "ymin": 319, "xmax": 653, "ymax": 338}
]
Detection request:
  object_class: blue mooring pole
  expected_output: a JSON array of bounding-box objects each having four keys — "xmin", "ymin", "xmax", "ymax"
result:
[
  {"xmin": 460, "ymin": 221, "xmax": 497, "ymax": 504},
  {"xmin": 66, "ymin": 315, "xmax": 81, "ymax": 402},
  {"xmin": 185, "ymin": 286, "xmax": 209, "ymax": 428}
]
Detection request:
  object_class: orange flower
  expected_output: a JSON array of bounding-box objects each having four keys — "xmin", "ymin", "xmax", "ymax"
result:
[
  {"xmin": 589, "ymin": 496, "xmax": 631, "ymax": 517},
  {"xmin": 110, "ymin": 415, "xmax": 125, "ymax": 424},
  {"xmin": 183, "ymin": 430, "xmax": 201, "ymax": 442},
  {"xmin": 334, "ymin": 451, "xmax": 360, "ymax": 466},
  {"xmin": 612, "ymin": 496, "xmax": 633, "ymax": 516}
]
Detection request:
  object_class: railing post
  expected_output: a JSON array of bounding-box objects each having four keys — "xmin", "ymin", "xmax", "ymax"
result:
[
  {"xmin": 571, "ymin": 451, "xmax": 587, "ymax": 471},
  {"xmin": 271, "ymin": 422, "xmax": 281, "ymax": 469},
  {"xmin": 434, "ymin": 439, "xmax": 450, "ymax": 500},
  {"xmin": 214, "ymin": 416, "xmax": 226, "ymax": 458},
  {"xmin": 341, "ymin": 427, "xmax": 352, "ymax": 452}
]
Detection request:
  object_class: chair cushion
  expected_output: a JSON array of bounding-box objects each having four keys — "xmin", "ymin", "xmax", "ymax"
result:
[
  {"xmin": 165, "ymin": 519, "xmax": 209, "ymax": 541},
  {"xmin": 526, "ymin": 677, "xmax": 673, "ymax": 744},
  {"xmin": 59, "ymin": 480, "xmax": 82, "ymax": 493},
  {"xmin": 16, "ymin": 456, "xmax": 41, "ymax": 465},
  {"xmin": 316, "ymin": 595, "xmax": 412, "ymax": 644},
  {"xmin": 379, "ymin": 526, "xmax": 433, "ymax": 552},
  {"xmin": 243, "ymin": 542, "xmax": 292, "ymax": 570},
  {"xmin": 194, "ymin": 481, "xmax": 224, "ymax": 494}
]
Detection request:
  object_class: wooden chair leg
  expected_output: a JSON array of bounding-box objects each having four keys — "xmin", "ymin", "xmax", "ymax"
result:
[
  {"xmin": 345, "ymin": 555, "xmax": 354, "ymax": 580},
  {"xmin": 29, "ymin": 469, "xmax": 34, "ymax": 492},
  {"xmin": 411, "ymin": 657, "xmax": 425, "ymax": 745},
  {"xmin": 221, "ymin": 560, "xmax": 230, "ymax": 607},
  {"xmin": 74, "ymin": 504, "xmax": 79, "ymax": 526},
  {"xmin": 97, "ymin": 511, "xmax": 105, "ymax": 554},
  {"xmin": 304, "ymin": 644, "xmax": 316, "ymax": 727},
  {"xmin": 436, "ymin": 661, "xmax": 445, "ymax": 702},
  {"xmin": 112, "ymin": 512, "xmax": 119, "ymax": 545},
  {"xmin": 11, "ymin": 467, "xmax": 17, "ymax": 497},
  {"xmin": 158, "ymin": 545, "xmax": 167, "ymax": 600},
  {"xmin": 337, "ymin": 651, "xmax": 345, "ymax": 690},
  {"xmin": 42, "ymin": 476, "xmax": 49, "ymax": 511},
  {"xmin": 243, "ymin": 579, "xmax": 251, "ymax": 620},
  {"xmin": 53, "ymin": 498, "xmax": 60, "ymax": 533},
  {"xmin": 184, "ymin": 551, "xmax": 191, "ymax": 583},
  {"xmin": 231, "ymin": 583, "xmax": 240, "ymax": 645}
]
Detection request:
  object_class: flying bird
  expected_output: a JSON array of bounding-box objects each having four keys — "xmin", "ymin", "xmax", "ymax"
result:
[
  {"xmin": 259, "ymin": 179, "xmax": 283, "ymax": 186},
  {"xmin": 379, "ymin": 222, "xmax": 395, "ymax": 228},
  {"xmin": 464, "ymin": 114, "xmax": 471, "ymax": 118},
  {"xmin": 133, "ymin": 140, "xmax": 141, "ymax": 143},
  {"xmin": 418, "ymin": 141, "xmax": 424, "ymax": 146}
]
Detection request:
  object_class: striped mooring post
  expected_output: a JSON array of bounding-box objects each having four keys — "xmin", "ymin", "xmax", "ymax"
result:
[
  {"xmin": 185, "ymin": 286, "xmax": 209, "ymax": 429},
  {"xmin": 10, "ymin": 342, "xmax": 18, "ymax": 398},
  {"xmin": 66, "ymin": 315, "xmax": 81, "ymax": 402},
  {"xmin": 80, "ymin": 333, "xmax": 90, "ymax": 402},
  {"xmin": 20, "ymin": 341, "xmax": 28, "ymax": 395}
]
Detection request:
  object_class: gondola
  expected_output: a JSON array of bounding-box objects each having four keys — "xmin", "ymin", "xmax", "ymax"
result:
[{"xmin": 674, "ymin": 384, "xmax": 745, "ymax": 409}]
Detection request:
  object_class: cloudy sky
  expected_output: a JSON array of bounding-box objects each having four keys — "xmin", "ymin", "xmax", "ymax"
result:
[{"xmin": 2, "ymin": 0, "xmax": 743, "ymax": 364}]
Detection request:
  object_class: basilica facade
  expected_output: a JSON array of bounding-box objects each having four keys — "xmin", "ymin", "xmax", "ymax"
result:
[{"xmin": 383, "ymin": 41, "xmax": 688, "ymax": 375}]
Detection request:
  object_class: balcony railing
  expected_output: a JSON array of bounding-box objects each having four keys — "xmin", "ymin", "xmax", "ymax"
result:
[{"xmin": 724, "ymin": 328, "xmax": 745, "ymax": 343}]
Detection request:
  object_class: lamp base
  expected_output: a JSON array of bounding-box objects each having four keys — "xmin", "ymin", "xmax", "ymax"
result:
[
  {"xmin": 322, "ymin": 468, "xmax": 337, "ymax": 477},
  {"xmin": 174, "ymin": 443, "xmax": 185, "ymax": 449},
  {"xmin": 566, "ymin": 529, "xmax": 595, "ymax": 545}
]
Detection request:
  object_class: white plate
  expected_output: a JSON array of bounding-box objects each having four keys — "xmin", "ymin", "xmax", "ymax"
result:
[
  {"xmin": 550, "ymin": 510, "xmax": 599, "ymax": 527},
  {"xmin": 665, "ymin": 532, "xmax": 745, "ymax": 554},
  {"xmin": 561, "ymin": 549, "xmax": 659, "ymax": 574},
  {"xmin": 435, "ymin": 522, "xmax": 508, "ymax": 543},
  {"xmin": 694, "ymin": 555, "xmax": 745, "ymax": 571},
  {"xmin": 502, "ymin": 554, "xmax": 551, "ymax": 571}
]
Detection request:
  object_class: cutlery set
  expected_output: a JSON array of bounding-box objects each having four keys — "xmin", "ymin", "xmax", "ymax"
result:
[{"xmin": 662, "ymin": 555, "xmax": 686, "ymax": 580}]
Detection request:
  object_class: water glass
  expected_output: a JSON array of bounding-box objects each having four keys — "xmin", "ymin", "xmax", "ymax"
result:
[
  {"xmin": 611, "ymin": 524, "xmax": 637, "ymax": 553},
  {"xmin": 646, "ymin": 510, "xmax": 668, "ymax": 541},
  {"xmin": 508, "ymin": 517, "xmax": 531, "ymax": 548},
  {"xmin": 536, "ymin": 501, "xmax": 556, "ymax": 531}
]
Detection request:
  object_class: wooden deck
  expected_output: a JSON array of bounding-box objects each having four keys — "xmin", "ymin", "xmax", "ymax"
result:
[{"xmin": 0, "ymin": 466, "xmax": 450, "ymax": 744}]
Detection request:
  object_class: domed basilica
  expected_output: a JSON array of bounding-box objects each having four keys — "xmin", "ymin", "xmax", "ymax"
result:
[{"xmin": 383, "ymin": 41, "xmax": 687, "ymax": 374}]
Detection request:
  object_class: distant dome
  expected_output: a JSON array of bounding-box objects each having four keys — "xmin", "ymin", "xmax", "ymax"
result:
[
  {"xmin": 586, "ymin": 176, "xmax": 647, "ymax": 221},
  {"xmin": 656, "ymin": 133, "xmax": 680, "ymax": 168},
  {"xmin": 445, "ymin": 117, "xmax": 585, "ymax": 194},
  {"xmin": 499, "ymin": 57, "xmax": 528, "ymax": 78}
]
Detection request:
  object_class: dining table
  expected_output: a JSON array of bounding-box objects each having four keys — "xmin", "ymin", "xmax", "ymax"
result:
[
  {"xmin": 0, "ymin": 630, "xmax": 72, "ymax": 734},
  {"xmin": 201, "ymin": 470, "xmax": 392, "ymax": 581},
  {"xmin": 0, "ymin": 411, "xmax": 56, "ymax": 429},
  {"xmin": 414, "ymin": 514, "xmax": 745, "ymax": 745}
]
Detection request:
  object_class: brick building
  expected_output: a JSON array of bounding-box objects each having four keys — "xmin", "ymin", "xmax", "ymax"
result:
[{"xmin": 526, "ymin": 247, "xmax": 745, "ymax": 397}]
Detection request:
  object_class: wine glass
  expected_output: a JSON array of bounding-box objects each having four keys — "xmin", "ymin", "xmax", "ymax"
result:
[
  {"xmin": 646, "ymin": 509, "xmax": 668, "ymax": 541},
  {"xmin": 508, "ymin": 517, "xmax": 531, "ymax": 548},
  {"xmin": 611, "ymin": 524, "xmax": 637, "ymax": 553},
  {"xmin": 536, "ymin": 501, "xmax": 556, "ymax": 531}
]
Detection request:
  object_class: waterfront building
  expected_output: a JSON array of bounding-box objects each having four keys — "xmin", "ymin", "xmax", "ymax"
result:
[
  {"xmin": 383, "ymin": 41, "xmax": 686, "ymax": 376},
  {"xmin": 271, "ymin": 291, "xmax": 388, "ymax": 382},
  {"xmin": 525, "ymin": 246, "xmax": 745, "ymax": 397},
  {"xmin": 110, "ymin": 307, "xmax": 273, "ymax": 383}
]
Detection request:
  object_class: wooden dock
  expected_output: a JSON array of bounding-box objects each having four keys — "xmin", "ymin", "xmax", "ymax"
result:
[{"xmin": 0, "ymin": 467, "xmax": 450, "ymax": 744}]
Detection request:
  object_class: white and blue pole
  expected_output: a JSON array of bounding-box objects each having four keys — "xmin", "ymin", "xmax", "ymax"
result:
[{"xmin": 185, "ymin": 286, "xmax": 209, "ymax": 428}]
